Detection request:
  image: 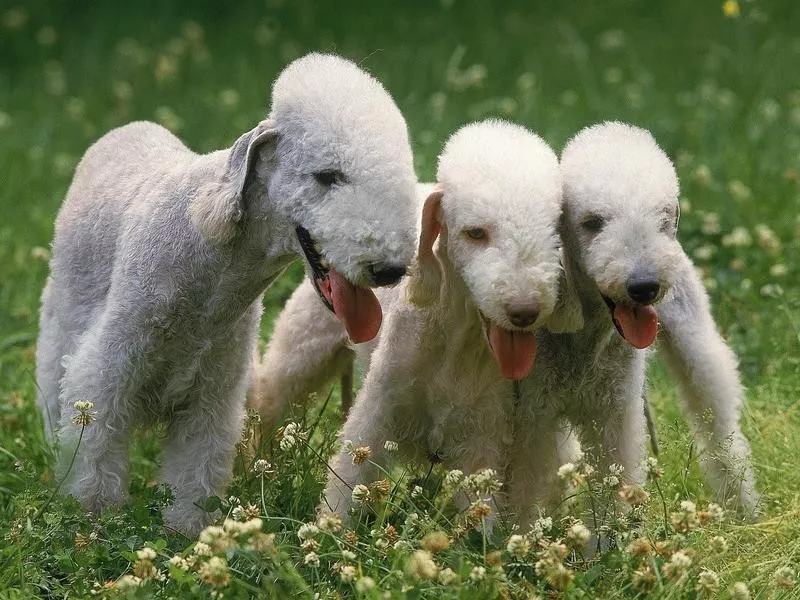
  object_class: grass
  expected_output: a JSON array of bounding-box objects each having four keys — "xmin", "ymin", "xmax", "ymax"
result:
[{"xmin": 1, "ymin": 0, "xmax": 799, "ymax": 597}]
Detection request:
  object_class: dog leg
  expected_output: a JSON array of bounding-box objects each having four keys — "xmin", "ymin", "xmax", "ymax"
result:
[
  {"xmin": 507, "ymin": 413, "xmax": 573, "ymax": 532},
  {"xmin": 320, "ymin": 378, "xmax": 399, "ymax": 521},
  {"xmin": 658, "ymin": 265, "xmax": 760, "ymax": 518},
  {"xmin": 58, "ymin": 317, "xmax": 144, "ymax": 512},
  {"xmin": 160, "ymin": 370, "xmax": 248, "ymax": 537},
  {"xmin": 248, "ymin": 281, "xmax": 353, "ymax": 443}
]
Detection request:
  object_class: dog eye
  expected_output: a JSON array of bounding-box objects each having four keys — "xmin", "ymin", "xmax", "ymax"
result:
[
  {"xmin": 463, "ymin": 227, "xmax": 488, "ymax": 241},
  {"xmin": 581, "ymin": 215, "xmax": 605, "ymax": 233},
  {"xmin": 660, "ymin": 210, "xmax": 678, "ymax": 233},
  {"xmin": 313, "ymin": 170, "xmax": 345, "ymax": 187}
]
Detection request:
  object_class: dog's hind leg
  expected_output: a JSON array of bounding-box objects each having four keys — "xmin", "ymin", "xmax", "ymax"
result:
[
  {"xmin": 58, "ymin": 310, "xmax": 147, "ymax": 512},
  {"xmin": 657, "ymin": 262, "xmax": 760, "ymax": 518},
  {"xmin": 248, "ymin": 281, "xmax": 353, "ymax": 444},
  {"xmin": 36, "ymin": 277, "xmax": 70, "ymax": 440}
]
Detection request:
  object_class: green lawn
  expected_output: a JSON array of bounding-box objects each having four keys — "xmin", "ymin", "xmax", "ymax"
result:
[{"xmin": 1, "ymin": 0, "xmax": 799, "ymax": 597}]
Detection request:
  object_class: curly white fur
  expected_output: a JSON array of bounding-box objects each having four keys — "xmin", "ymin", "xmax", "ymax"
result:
[
  {"xmin": 508, "ymin": 121, "xmax": 759, "ymax": 525},
  {"xmin": 35, "ymin": 52, "xmax": 418, "ymax": 536},
  {"xmin": 314, "ymin": 120, "xmax": 584, "ymax": 526}
]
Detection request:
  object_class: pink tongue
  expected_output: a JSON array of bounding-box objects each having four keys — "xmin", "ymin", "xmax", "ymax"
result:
[
  {"xmin": 488, "ymin": 325, "xmax": 538, "ymax": 380},
  {"xmin": 325, "ymin": 269, "xmax": 382, "ymax": 344},
  {"xmin": 613, "ymin": 304, "xmax": 659, "ymax": 349}
]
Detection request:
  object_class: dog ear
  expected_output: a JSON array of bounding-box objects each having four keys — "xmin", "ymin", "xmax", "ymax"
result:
[
  {"xmin": 406, "ymin": 190, "xmax": 443, "ymax": 307},
  {"xmin": 190, "ymin": 119, "xmax": 277, "ymax": 244},
  {"xmin": 546, "ymin": 246, "xmax": 585, "ymax": 333}
]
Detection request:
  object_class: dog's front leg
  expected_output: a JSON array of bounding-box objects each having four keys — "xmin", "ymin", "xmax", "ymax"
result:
[
  {"xmin": 320, "ymin": 378, "xmax": 398, "ymax": 522},
  {"xmin": 657, "ymin": 262, "xmax": 760, "ymax": 518},
  {"xmin": 507, "ymin": 413, "xmax": 577, "ymax": 532},
  {"xmin": 159, "ymin": 369, "xmax": 248, "ymax": 537}
]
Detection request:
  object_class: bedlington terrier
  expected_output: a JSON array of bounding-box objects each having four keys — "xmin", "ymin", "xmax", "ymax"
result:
[
  {"xmin": 507, "ymin": 121, "xmax": 759, "ymax": 526},
  {"xmin": 35, "ymin": 52, "xmax": 418, "ymax": 535},
  {"xmin": 319, "ymin": 120, "xmax": 584, "ymax": 526}
]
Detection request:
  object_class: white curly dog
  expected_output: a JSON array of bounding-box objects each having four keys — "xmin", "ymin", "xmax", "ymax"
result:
[
  {"xmin": 251, "ymin": 121, "xmax": 760, "ymax": 528},
  {"xmin": 308, "ymin": 119, "xmax": 583, "ymax": 524},
  {"xmin": 508, "ymin": 121, "xmax": 759, "ymax": 525},
  {"xmin": 35, "ymin": 52, "xmax": 418, "ymax": 535}
]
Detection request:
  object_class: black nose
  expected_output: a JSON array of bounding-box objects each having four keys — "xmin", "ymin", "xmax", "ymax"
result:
[
  {"xmin": 368, "ymin": 263, "xmax": 406, "ymax": 287},
  {"xmin": 505, "ymin": 302, "xmax": 539, "ymax": 328},
  {"xmin": 626, "ymin": 278, "xmax": 660, "ymax": 305}
]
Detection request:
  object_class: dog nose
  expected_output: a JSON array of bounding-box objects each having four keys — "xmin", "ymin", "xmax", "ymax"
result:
[
  {"xmin": 626, "ymin": 278, "xmax": 660, "ymax": 305},
  {"xmin": 368, "ymin": 263, "xmax": 406, "ymax": 287},
  {"xmin": 505, "ymin": 302, "xmax": 539, "ymax": 328}
]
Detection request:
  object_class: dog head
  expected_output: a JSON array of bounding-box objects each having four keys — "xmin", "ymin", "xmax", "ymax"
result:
[
  {"xmin": 560, "ymin": 121, "xmax": 682, "ymax": 349},
  {"xmin": 193, "ymin": 53, "xmax": 417, "ymax": 343},
  {"xmin": 407, "ymin": 119, "xmax": 583, "ymax": 380}
]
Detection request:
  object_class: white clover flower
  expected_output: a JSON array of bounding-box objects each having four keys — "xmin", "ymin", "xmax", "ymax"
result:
[
  {"xmin": 470, "ymin": 565, "xmax": 486, "ymax": 582},
  {"xmin": 341, "ymin": 549, "xmax": 357, "ymax": 562},
  {"xmin": 663, "ymin": 550, "xmax": 693, "ymax": 579},
  {"xmin": 355, "ymin": 576, "xmax": 376, "ymax": 592},
  {"xmin": 317, "ymin": 512, "xmax": 342, "ymax": 533},
  {"xmin": 728, "ymin": 180, "xmax": 753, "ymax": 202},
  {"xmin": 529, "ymin": 516, "xmax": 553, "ymax": 541},
  {"xmin": 770, "ymin": 263, "xmax": 788, "ymax": 277},
  {"xmin": 252, "ymin": 459, "xmax": 272, "ymax": 475},
  {"xmin": 438, "ymin": 567, "xmax": 458, "ymax": 586},
  {"xmin": 280, "ymin": 422, "xmax": 307, "ymax": 451},
  {"xmin": 710, "ymin": 535, "xmax": 728, "ymax": 554},
  {"xmin": 608, "ymin": 463, "xmax": 624, "ymax": 476},
  {"xmin": 557, "ymin": 462, "xmax": 577, "ymax": 480},
  {"xmin": 693, "ymin": 245, "xmax": 716, "ymax": 261},
  {"xmin": 755, "ymin": 223, "xmax": 782, "ymax": 254},
  {"xmin": 694, "ymin": 165, "xmax": 713, "ymax": 187},
  {"xmin": 392, "ymin": 539, "xmax": 413, "ymax": 553},
  {"xmin": 466, "ymin": 468, "xmax": 502, "ymax": 494},
  {"xmin": 351, "ymin": 484, "xmax": 370, "ymax": 506},
  {"xmin": 566, "ymin": 522, "xmax": 591, "ymax": 546},
  {"xmin": 411, "ymin": 485, "xmax": 423, "ymax": 499},
  {"xmin": 700, "ymin": 211, "xmax": 720, "ymax": 234},
  {"xmin": 339, "ymin": 564, "xmax": 357, "ymax": 583},
  {"xmin": 706, "ymin": 503, "xmax": 725, "ymax": 522},
  {"xmin": 198, "ymin": 556, "xmax": 230, "ymax": 587},
  {"xmin": 168, "ymin": 555, "xmax": 190, "ymax": 572},
  {"xmin": 192, "ymin": 542, "xmax": 212, "ymax": 556},
  {"xmin": 443, "ymin": 469, "xmax": 464, "ymax": 489},
  {"xmin": 696, "ymin": 569, "xmax": 720, "ymax": 596},
  {"xmin": 506, "ymin": 534, "xmax": 531, "ymax": 559},
  {"xmin": 231, "ymin": 506, "xmax": 245, "ymax": 521},
  {"xmin": 603, "ymin": 475, "xmax": 619, "ymax": 487},
  {"xmin": 303, "ymin": 551, "xmax": 320, "ymax": 567},
  {"xmin": 383, "ymin": 440, "xmax": 399, "ymax": 452},
  {"xmin": 722, "ymin": 226, "xmax": 753, "ymax": 248},
  {"xmin": 136, "ymin": 547, "xmax": 157, "ymax": 561},
  {"xmin": 116, "ymin": 575, "xmax": 142, "ymax": 590},
  {"xmin": 731, "ymin": 581, "xmax": 751, "ymax": 600},
  {"xmin": 773, "ymin": 566, "xmax": 796, "ymax": 589},
  {"xmin": 239, "ymin": 518, "xmax": 263, "ymax": 536},
  {"xmin": 408, "ymin": 550, "xmax": 438, "ymax": 581},
  {"xmin": 297, "ymin": 523, "xmax": 320, "ymax": 541}
]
